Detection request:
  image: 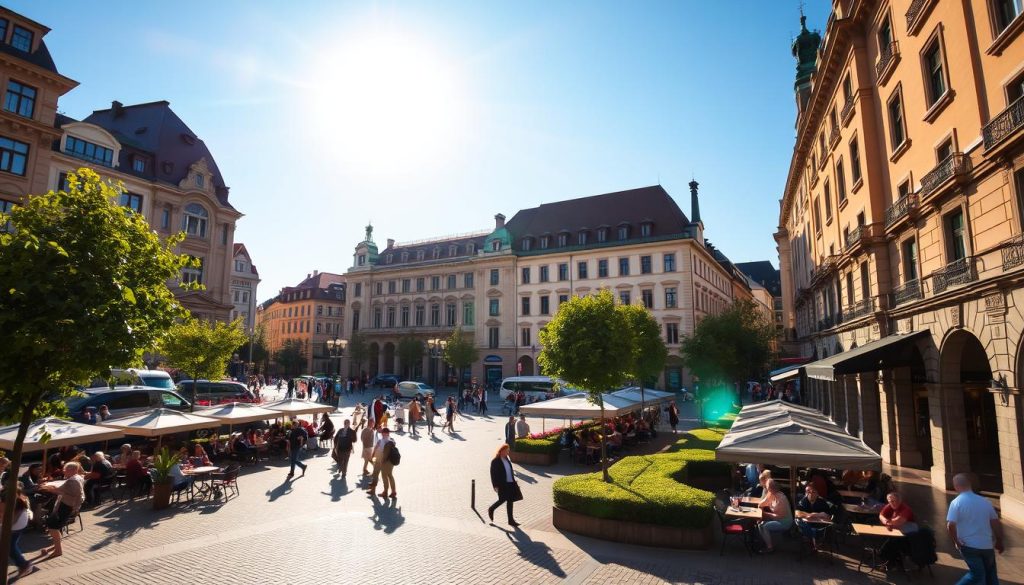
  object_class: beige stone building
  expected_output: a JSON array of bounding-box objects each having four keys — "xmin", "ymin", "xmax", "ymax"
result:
[
  {"xmin": 258, "ymin": 271, "xmax": 346, "ymax": 376},
  {"xmin": 231, "ymin": 243, "xmax": 260, "ymax": 332},
  {"xmin": 344, "ymin": 184, "xmax": 756, "ymax": 390},
  {"xmin": 775, "ymin": 0, "xmax": 1024, "ymax": 522}
]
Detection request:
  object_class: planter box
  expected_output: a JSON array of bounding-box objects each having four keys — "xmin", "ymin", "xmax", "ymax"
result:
[
  {"xmin": 552, "ymin": 506, "xmax": 713, "ymax": 549},
  {"xmin": 510, "ymin": 450, "xmax": 558, "ymax": 466}
]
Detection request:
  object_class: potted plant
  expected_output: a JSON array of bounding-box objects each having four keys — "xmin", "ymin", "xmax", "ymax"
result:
[{"xmin": 150, "ymin": 447, "xmax": 180, "ymax": 510}]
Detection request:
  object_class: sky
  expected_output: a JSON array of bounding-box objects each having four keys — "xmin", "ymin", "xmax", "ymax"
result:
[{"xmin": 9, "ymin": 0, "xmax": 831, "ymax": 302}]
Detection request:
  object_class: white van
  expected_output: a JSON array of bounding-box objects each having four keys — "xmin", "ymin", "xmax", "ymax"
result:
[
  {"xmin": 87, "ymin": 368, "xmax": 175, "ymax": 391},
  {"xmin": 498, "ymin": 376, "xmax": 573, "ymax": 401}
]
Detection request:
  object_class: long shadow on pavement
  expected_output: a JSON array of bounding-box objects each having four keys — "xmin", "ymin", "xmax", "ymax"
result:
[
  {"xmin": 322, "ymin": 475, "xmax": 351, "ymax": 502},
  {"xmin": 368, "ymin": 495, "xmax": 404, "ymax": 534},
  {"xmin": 494, "ymin": 525, "xmax": 567, "ymax": 579},
  {"xmin": 266, "ymin": 478, "xmax": 294, "ymax": 502}
]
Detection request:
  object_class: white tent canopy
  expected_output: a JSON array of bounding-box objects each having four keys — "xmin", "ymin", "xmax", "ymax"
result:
[
  {"xmin": 99, "ymin": 408, "xmax": 222, "ymax": 437},
  {"xmin": 0, "ymin": 417, "xmax": 124, "ymax": 452},
  {"xmin": 263, "ymin": 398, "xmax": 335, "ymax": 416},
  {"xmin": 518, "ymin": 392, "xmax": 640, "ymax": 418},
  {"xmin": 197, "ymin": 402, "xmax": 283, "ymax": 425},
  {"xmin": 608, "ymin": 387, "xmax": 675, "ymax": 406}
]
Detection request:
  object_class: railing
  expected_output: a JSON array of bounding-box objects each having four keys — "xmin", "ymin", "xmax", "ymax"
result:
[
  {"xmin": 885, "ymin": 193, "xmax": 918, "ymax": 227},
  {"xmin": 919, "ymin": 153, "xmax": 970, "ymax": 197},
  {"xmin": 932, "ymin": 257, "xmax": 976, "ymax": 294},
  {"xmin": 817, "ymin": 315, "xmax": 835, "ymax": 331},
  {"xmin": 892, "ymin": 279, "xmax": 923, "ymax": 306},
  {"xmin": 845, "ymin": 225, "xmax": 865, "ymax": 251},
  {"xmin": 830, "ymin": 124, "xmax": 841, "ymax": 146},
  {"xmin": 845, "ymin": 298, "xmax": 875, "ymax": 320},
  {"xmin": 1002, "ymin": 236, "xmax": 1024, "ymax": 271},
  {"xmin": 875, "ymin": 41, "xmax": 898, "ymax": 80},
  {"xmin": 905, "ymin": 0, "xmax": 927, "ymax": 29},
  {"xmin": 983, "ymin": 96, "xmax": 1024, "ymax": 150},
  {"xmin": 841, "ymin": 94, "xmax": 855, "ymax": 123}
]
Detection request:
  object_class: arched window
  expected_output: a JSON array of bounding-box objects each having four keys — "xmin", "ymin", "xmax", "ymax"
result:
[
  {"xmin": 491, "ymin": 240, "xmax": 501, "ymax": 251},
  {"xmin": 182, "ymin": 203, "xmax": 208, "ymax": 237}
]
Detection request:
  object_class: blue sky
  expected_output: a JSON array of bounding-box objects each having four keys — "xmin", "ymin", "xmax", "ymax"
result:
[{"xmin": 10, "ymin": 1, "xmax": 830, "ymax": 302}]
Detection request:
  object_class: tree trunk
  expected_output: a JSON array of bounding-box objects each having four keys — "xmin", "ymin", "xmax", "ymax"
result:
[
  {"xmin": 191, "ymin": 374, "xmax": 199, "ymax": 412},
  {"xmin": 0, "ymin": 395, "xmax": 41, "ymax": 585},
  {"xmin": 599, "ymin": 400, "xmax": 610, "ymax": 483}
]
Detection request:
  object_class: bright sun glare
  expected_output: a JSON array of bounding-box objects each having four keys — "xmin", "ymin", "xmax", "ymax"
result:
[{"xmin": 309, "ymin": 33, "xmax": 465, "ymax": 174}]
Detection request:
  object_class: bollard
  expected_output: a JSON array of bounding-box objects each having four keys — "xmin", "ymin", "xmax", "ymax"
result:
[{"xmin": 471, "ymin": 479, "xmax": 476, "ymax": 510}]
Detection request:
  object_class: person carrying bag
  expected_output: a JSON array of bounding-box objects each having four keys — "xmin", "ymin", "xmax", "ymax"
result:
[{"xmin": 487, "ymin": 444, "xmax": 522, "ymax": 528}]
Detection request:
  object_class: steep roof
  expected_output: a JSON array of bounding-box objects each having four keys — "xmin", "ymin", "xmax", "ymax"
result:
[
  {"xmin": 505, "ymin": 185, "xmax": 691, "ymax": 251},
  {"xmin": 736, "ymin": 261, "xmax": 781, "ymax": 297},
  {"xmin": 293, "ymin": 272, "xmax": 345, "ymax": 290},
  {"xmin": 232, "ymin": 243, "xmax": 259, "ymax": 277},
  {"xmin": 377, "ymin": 233, "xmax": 488, "ymax": 267},
  {"xmin": 80, "ymin": 101, "xmax": 234, "ymax": 209}
]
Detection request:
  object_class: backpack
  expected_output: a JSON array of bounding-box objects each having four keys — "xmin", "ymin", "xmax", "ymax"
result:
[
  {"xmin": 907, "ymin": 525, "xmax": 938, "ymax": 568},
  {"xmin": 387, "ymin": 442, "xmax": 401, "ymax": 466}
]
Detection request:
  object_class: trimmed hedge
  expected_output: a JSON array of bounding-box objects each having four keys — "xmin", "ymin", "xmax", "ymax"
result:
[
  {"xmin": 514, "ymin": 436, "xmax": 561, "ymax": 455},
  {"xmin": 552, "ymin": 429, "xmax": 726, "ymax": 529}
]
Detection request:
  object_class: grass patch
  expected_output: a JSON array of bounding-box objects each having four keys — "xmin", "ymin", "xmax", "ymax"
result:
[{"xmin": 552, "ymin": 429, "xmax": 727, "ymax": 529}]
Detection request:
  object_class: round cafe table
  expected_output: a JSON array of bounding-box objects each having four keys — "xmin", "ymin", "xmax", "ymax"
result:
[{"xmin": 182, "ymin": 466, "xmax": 220, "ymax": 501}]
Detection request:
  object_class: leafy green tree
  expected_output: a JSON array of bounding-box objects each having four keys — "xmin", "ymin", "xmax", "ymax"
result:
[
  {"xmin": 274, "ymin": 339, "xmax": 307, "ymax": 378},
  {"xmin": 161, "ymin": 318, "xmax": 248, "ymax": 410},
  {"xmin": 620, "ymin": 303, "xmax": 668, "ymax": 407},
  {"xmin": 397, "ymin": 335, "xmax": 424, "ymax": 379},
  {"xmin": 346, "ymin": 331, "xmax": 368, "ymax": 378},
  {"xmin": 234, "ymin": 323, "xmax": 269, "ymax": 374},
  {"xmin": 539, "ymin": 290, "xmax": 632, "ymax": 482},
  {"xmin": 443, "ymin": 328, "xmax": 478, "ymax": 391},
  {"xmin": 0, "ymin": 169, "xmax": 191, "ymax": 578}
]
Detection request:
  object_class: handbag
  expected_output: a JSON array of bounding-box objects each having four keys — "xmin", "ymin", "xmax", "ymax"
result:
[{"xmin": 510, "ymin": 482, "xmax": 524, "ymax": 502}]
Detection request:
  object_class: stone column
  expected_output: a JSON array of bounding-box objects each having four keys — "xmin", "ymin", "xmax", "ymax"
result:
[
  {"xmin": 877, "ymin": 369, "xmax": 899, "ymax": 463},
  {"xmin": 846, "ymin": 375, "xmax": 861, "ymax": 437},
  {"xmin": 926, "ymin": 382, "xmax": 971, "ymax": 490},
  {"xmin": 891, "ymin": 367, "xmax": 922, "ymax": 467},
  {"xmin": 857, "ymin": 373, "xmax": 882, "ymax": 452},
  {"xmin": 995, "ymin": 392, "xmax": 1024, "ymax": 525}
]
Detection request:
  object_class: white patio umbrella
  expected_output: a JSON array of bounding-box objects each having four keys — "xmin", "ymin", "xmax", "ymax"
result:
[
  {"xmin": 0, "ymin": 417, "xmax": 125, "ymax": 452},
  {"xmin": 198, "ymin": 402, "xmax": 282, "ymax": 426},
  {"xmin": 99, "ymin": 408, "xmax": 222, "ymax": 447},
  {"xmin": 263, "ymin": 398, "xmax": 335, "ymax": 417}
]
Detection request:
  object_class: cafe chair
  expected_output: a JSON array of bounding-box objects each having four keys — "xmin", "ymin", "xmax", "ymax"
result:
[
  {"xmin": 211, "ymin": 464, "xmax": 241, "ymax": 500},
  {"xmin": 714, "ymin": 495, "xmax": 754, "ymax": 556}
]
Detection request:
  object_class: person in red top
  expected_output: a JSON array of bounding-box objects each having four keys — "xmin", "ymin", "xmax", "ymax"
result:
[{"xmin": 879, "ymin": 491, "xmax": 918, "ymax": 534}]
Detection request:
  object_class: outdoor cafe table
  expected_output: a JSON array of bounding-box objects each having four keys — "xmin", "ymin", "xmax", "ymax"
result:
[
  {"xmin": 740, "ymin": 496, "xmax": 761, "ymax": 506},
  {"xmin": 852, "ymin": 522, "xmax": 905, "ymax": 574},
  {"xmin": 724, "ymin": 505, "xmax": 762, "ymax": 520},
  {"xmin": 182, "ymin": 466, "xmax": 220, "ymax": 501},
  {"xmin": 838, "ymin": 489, "xmax": 870, "ymax": 500}
]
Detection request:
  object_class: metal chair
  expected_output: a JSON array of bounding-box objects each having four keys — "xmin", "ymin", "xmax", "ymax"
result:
[{"xmin": 211, "ymin": 464, "xmax": 241, "ymax": 500}]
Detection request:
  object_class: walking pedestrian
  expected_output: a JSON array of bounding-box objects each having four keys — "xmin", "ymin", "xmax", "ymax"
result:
[
  {"xmin": 667, "ymin": 402, "xmax": 680, "ymax": 434},
  {"xmin": 375, "ymin": 428, "xmax": 397, "ymax": 499},
  {"xmin": 367, "ymin": 428, "xmax": 395, "ymax": 496},
  {"xmin": 487, "ymin": 444, "xmax": 521, "ymax": 527},
  {"xmin": 360, "ymin": 425, "xmax": 375, "ymax": 476},
  {"xmin": 426, "ymin": 395, "xmax": 439, "ymax": 435},
  {"xmin": 408, "ymin": 397, "xmax": 421, "ymax": 437},
  {"xmin": 4, "ymin": 491, "xmax": 36, "ymax": 578},
  {"xmin": 947, "ymin": 473, "xmax": 1004, "ymax": 585},
  {"xmin": 332, "ymin": 419, "xmax": 355, "ymax": 478},
  {"xmin": 287, "ymin": 378, "xmax": 295, "ymax": 399},
  {"xmin": 504, "ymin": 416, "xmax": 516, "ymax": 450},
  {"xmin": 478, "ymin": 385, "xmax": 488, "ymax": 415},
  {"xmin": 286, "ymin": 423, "xmax": 308, "ymax": 478},
  {"xmin": 443, "ymin": 396, "xmax": 457, "ymax": 434}
]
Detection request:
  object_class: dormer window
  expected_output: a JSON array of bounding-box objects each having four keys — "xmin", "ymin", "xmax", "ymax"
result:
[
  {"xmin": 65, "ymin": 136, "xmax": 113, "ymax": 167},
  {"xmin": 385, "ymin": 253, "xmax": 393, "ymax": 264},
  {"xmin": 597, "ymin": 228, "xmax": 608, "ymax": 243},
  {"xmin": 578, "ymin": 231, "xmax": 588, "ymax": 246},
  {"xmin": 11, "ymin": 26, "xmax": 32, "ymax": 52},
  {"xmin": 557, "ymin": 232, "xmax": 568, "ymax": 247},
  {"xmin": 417, "ymin": 250, "xmax": 425, "ymax": 261},
  {"xmin": 640, "ymin": 222, "xmax": 652, "ymax": 237},
  {"xmin": 132, "ymin": 157, "xmax": 147, "ymax": 173},
  {"xmin": 401, "ymin": 251, "xmax": 409, "ymax": 262},
  {"xmin": 466, "ymin": 243, "xmax": 475, "ymax": 254},
  {"xmin": 432, "ymin": 247, "xmax": 440, "ymax": 259},
  {"xmin": 358, "ymin": 254, "xmax": 366, "ymax": 266},
  {"xmin": 617, "ymin": 225, "xmax": 629, "ymax": 240},
  {"xmin": 449, "ymin": 245, "xmax": 457, "ymax": 256},
  {"xmin": 195, "ymin": 174, "xmax": 205, "ymax": 188},
  {"xmin": 540, "ymin": 236, "xmax": 550, "ymax": 249},
  {"xmin": 521, "ymin": 237, "xmax": 532, "ymax": 251},
  {"xmin": 491, "ymin": 240, "xmax": 501, "ymax": 251}
]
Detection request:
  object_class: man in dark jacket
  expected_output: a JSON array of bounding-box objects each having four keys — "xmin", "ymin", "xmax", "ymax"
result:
[
  {"xmin": 504, "ymin": 416, "xmax": 516, "ymax": 451},
  {"xmin": 332, "ymin": 420, "xmax": 355, "ymax": 477},
  {"xmin": 488, "ymin": 444, "xmax": 520, "ymax": 527},
  {"xmin": 286, "ymin": 424, "xmax": 308, "ymax": 478}
]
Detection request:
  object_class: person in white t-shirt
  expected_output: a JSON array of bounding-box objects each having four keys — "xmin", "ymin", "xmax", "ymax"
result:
[{"xmin": 946, "ymin": 473, "xmax": 1004, "ymax": 585}]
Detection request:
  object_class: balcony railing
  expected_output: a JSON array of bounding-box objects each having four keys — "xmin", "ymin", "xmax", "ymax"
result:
[
  {"xmin": 875, "ymin": 41, "xmax": 899, "ymax": 80},
  {"xmin": 932, "ymin": 257, "xmax": 976, "ymax": 294},
  {"xmin": 841, "ymin": 95, "xmax": 855, "ymax": 123},
  {"xmin": 844, "ymin": 225, "xmax": 866, "ymax": 251},
  {"xmin": 885, "ymin": 193, "xmax": 919, "ymax": 227},
  {"xmin": 1002, "ymin": 236, "xmax": 1024, "ymax": 271},
  {"xmin": 919, "ymin": 153, "xmax": 970, "ymax": 197},
  {"xmin": 845, "ymin": 298, "xmax": 875, "ymax": 320},
  {"xmin": 905, "ymin": 0, "xmax": 928, "ymax": 29},
  {"xmin": 817, "ymin": 315, "xmax": 836, "ymax": 331},
  {"xmin": 830, "ymin": 124, "xmax": 841, "ymax": 146},
  {"xmin": 983, "ymin": 96, "xmax": 1024, "ymax": 150},
  {"xmin": 892, "ymin": 279, "xmax": 923, "ymax": 306}
]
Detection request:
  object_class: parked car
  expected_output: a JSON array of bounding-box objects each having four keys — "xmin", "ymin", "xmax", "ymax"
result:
[
  {"xmin": 395, "ymin": 381, "xmax": 435, "ymax": 399},
  {"xmin": 177, "ymin": 380, "xmax": 256, "ymax": 406},
  {"xmin": 370, "ymin": 374, "xmax": 401, "ymax": 388},
  {"xmin": 86, "ymin": 368, "xmax": 175, "ymax": 391},
  {"xmin": 66, "ymin": 386, "xmax": 191, "ymax": 422}
]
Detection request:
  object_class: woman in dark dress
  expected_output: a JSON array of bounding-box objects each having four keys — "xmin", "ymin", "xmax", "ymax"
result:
[{"xmin": 487, "ymin": 444, "xmax": 521, "ymax": 527}]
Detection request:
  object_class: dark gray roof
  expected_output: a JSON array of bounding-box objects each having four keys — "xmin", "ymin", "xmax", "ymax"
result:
[
  {"xmin": 378, "ymin": 234, "xmax": 488, "ymax": 267},
  {"xmin": 0, "ymin": 34, "xmax": 58, "ymax": 74},
  {"xmin": 77, "ymin": 101, "xmax": 234, "ymax": 210},
  {"xmin": 505, "ymin": 185, "xmax": 691, "ymax": 252},
  {"xmin": 736, "ymin": 261, "xmax": 782, "ymax": 297}
]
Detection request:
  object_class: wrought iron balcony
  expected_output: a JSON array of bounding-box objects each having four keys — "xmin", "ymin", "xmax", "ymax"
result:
[
  {"xmin": 1002, "ymin": 236, "xmax": 1024, "ymax": 271},
  {"xmin": 905, "ymin": 0, "xmax": 928, "ymax": 29},
  {"xmin": 841, "ymin": 95, "xmax": 855, "ymax": 124},
  {"xmin": 983, "ymin": 96, "xmax": 1024, "ymax": 150},
  {"xmin": 875, "ymin": 41, "xmax": 899, "ymax": 81},
  {"xmin": 817, "ymin": 315, "xmax": 836, "ymax": 331},
  {"xmin": 885, "ymin": 193, "xmax": 919, "ymax": 227},
  {"xmin": 932, "ymin": 257, "xmax": 976, "ymax": 294},
  {"xmin": 845, "ymin": 298, "xmax": 875, "ymax": 320},
  {"xmin": 920, "ymin": 153, "xmax": 971, "ymax": 197},
  {"xmin": 830, "ymin": 124, "xmax": 841, "ymax": 146},
  {"xmin": 844, "ymin": 225, "xmax": 865, "ymax": 251},
  {"xmin": 892, "ymin": 279, "xmax": 923, "ymax": 306}
]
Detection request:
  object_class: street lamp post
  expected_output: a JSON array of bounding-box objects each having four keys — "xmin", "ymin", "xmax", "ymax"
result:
[
  {"xmin": 427, "ymin": 337, "xmax": 448, "ymax": 388},
  {"xmin": 326, "ymin": 337, "xmax": 348, "ymax": 381}
]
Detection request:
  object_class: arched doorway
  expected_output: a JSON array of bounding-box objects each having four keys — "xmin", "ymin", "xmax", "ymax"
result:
[
  {"xmin": 368, "ymin": 342, "xmax": 380, "ymax": 377},
  {"xmin": 517, "ymin": 355, "xmax": 535, "ymax": 376},
  {"xmin": 941, "ymin": 330, "xmax": 1002, "ymax": 493},
  {"xmin": 382, "ymin": 342, "xmax": 396, "ymax": 374}
]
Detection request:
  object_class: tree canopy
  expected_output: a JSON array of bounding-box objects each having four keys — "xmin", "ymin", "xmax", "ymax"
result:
[
  {"xmin": 0, "ymin": 168, "xmax": 191, "ymax": 578},
  {"xmin": 444, "ymin": 328, "xmax": 478, "ymax": 389},
  {"xmin": 273, "ymin": 339, "xmax": 307, "ymax": 377},
  {"xmin": 679, "ymin": 299, "xmax": 776, "ymax": 387},
  {"xmin": 160, "ymin": 318, "xmax": 248, "ymax": 409},
  {"xmin": 619, "ymin": 302, "xmax": 668, "ymax": 386},
  {"xmin": 346, "ymin": 331, "xmax": 368, "ymax": 378},
  {"xmin": 397, "ymin": 335, "xmax": 424, "ymax": 379}
]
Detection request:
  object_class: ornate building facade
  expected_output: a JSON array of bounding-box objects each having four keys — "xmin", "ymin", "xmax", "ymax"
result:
[{"xmin": 257, "ymin": 271, "xmax": 346, "ymax": 376}]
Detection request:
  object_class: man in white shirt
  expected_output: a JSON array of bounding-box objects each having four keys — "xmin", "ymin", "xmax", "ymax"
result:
[
  {"xmin": 946, "ymin": 473, "xmax": 1004, "ymax": 585},
  {"xmin": 515, "ymin": 415, "xmax": 530, "ymax": 439}
]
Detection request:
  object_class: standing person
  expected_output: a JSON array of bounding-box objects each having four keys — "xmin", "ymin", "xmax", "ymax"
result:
[
  {"xmin": 374, "ymin": 428, "xmax": 397, "ymax": 499},
  {"xmin": 285, "ymin": 423, "xmax": 308, "ymax": 479},
  {"xmin": 516, "ymin": 414, "xmax": 530, "ymax": 439},
  {"xmin": 332, "ymin": 419, "xmax": 356, "ymax": 478},
  {"xmin": 667, "ymin": 402, "xmax": 680, "ymax": 434},
  {"xmin": 287, "ymin": 378, "xmax": 295, "ymax": 399},
  {"xmin": 504, "ymin": 416, "xmax": 517, "ymax": 450},
  {"xmin": 443, "ymin": 397, "xmax": 457, "ymax": 434},
  {"xmin": 478, "ymin": 384, "xmax": 488, "ymax": 415},
  {"xmin": 407, "ymin": 397, "xmax": 421, "ymax": 437},
  {"xmin": 2, "ymin": 491, "xmax": 36, "ymax": 578},
  {"xmin": 426, "ymin": 395, "xmax": 439, "ymax": 435},
  {"xmin": 360, "ymin": 425, "xmax": 375, "ymax": 476},
  {"xmin": 487, "ymin": 444, "xmax": 521, "ymax": 527},
  {"xmin": 366, "ymin": 428, "xmax": 391, "ymax": 495},
  {"xmin": 39, "ymin": 461, "xmax": 85, "ymax": 559},
  {"xmin": 947, "ymin": 473, "xmax": 1004, "ymax": 585}
]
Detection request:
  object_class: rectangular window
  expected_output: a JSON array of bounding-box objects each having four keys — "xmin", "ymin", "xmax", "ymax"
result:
[
  {"xmin": 464, "ymin": 272, "xmax": 474, "ymax": 288},
  {"xmin": 415, "ymin": 304, "xmax": 425, "ymax": 326},
  {"xmin": 619, "ymin": 290, "xmax": 631, "ymax": 305},
  {"xmin": 119, "ymin": 192, "xmax": 142, "ymax": 213},
  {"xmin": 354, "ymin": 282, "xmax": 362, "ymax": 297},
  {"xmin": 850, "ymin": 138, "xmax": 862, "ymax": 184},
  {"xmin": 578, "ymin": 231, "xmax": 588, "ymax": 245},
  {"xmin": 846, "ymin": 272, "xmax": 855, "ymax": 305},
  {"xmin": 490, "ymin": 268, "xmax": 499, "ymax": 286},
  {"xmin": 641, "ymin": 289, "xmax": 654, "ymax": 309},
  {"xmin": 388, "ymin": 280, "xmax": 396, "ymax": 294},
  {"xmin": 813, "ymin": 197, "xmax": 822, "ymax": 234},
  {"xmin": 4, "ymin": 80, "xmax": 36, "ymax": 118},
  {"xmin": 317, "ymin": 305, "xmax": 324, "ymax": 316},
  {"xmin": 597, "ymin": 228, "xmax": 607, "ymax": 243},
  {"xmin": 663, "ymin": 253, "xmax": 676, "ymax": 272},
  {"xmin": 945, "ymin": 209, "xmax": 966, "ymax": 262},
  {"xmin": 11, "ymin": 26, "xmax": 32, "ymax": 52},
  {"xmin": 446, "ymin": 302, "xmax": 457, "ymax": 326},
  {"xmin": 182, "ymin": 257, "xmax": 204, "ymax": 285},
  {"xmin": 540, "ymin": 296, "xmax": 550, "ymax": 315},
  {"xmin": 1008, "ymin": 70, "xmax": 1024, "ymax": 104},
  {"xmin": 618, "ymin": 226, "xmax": 628, "ymax": 240},
  {"xmin": 489, "ymin": 298, "xmax": 499, "ymax": 316},
  {"xmin": 0, "ymin": 136, "xmax": 29, "ymax": 176},
  {"xmin": 401, "ymin": 306, "xmax": 410, "ymax": 327},
  {"xmin": 888, "ymin": 91, "xmax": 906, "ymax": 150},
  {"xmin": 521, "ymin": 267, "xmax": 531, "ymax": 284},
  {"xmin": 640, "ymin": 255, "xmax": 652, "ymax": 274},
  {"xmin": 352, "ymin": 310, "xmax": 360, "ymax": 331},
  {"xmin": 878, "ymin": 16, "xmax": 892, "ymax": 49},
  {"xmin": 836, "ymin": 160, "xmax": 847, "ymax": 203},
  {"xmin": 463, "ymin": 301, "xmax": 474, "ymax": 325},
  {"xmin": 598, "ymin": 259, "xmax": 609, "ymax": 278},
  {"xmin": 665, "ymin": 287, "xmax": 678, "ymax": 308},
  {"xmin": 558, "ymin": 263, "xmax": 569, "ymax": 281},
  {"xmin": 431, "ymin": 276, "xmax": 440, "ymax": 290},
  {"xmin": 539, "ymin": 266, "xmax": 549, "ymax": 282},
  {"xmin": 488, "ymin": 327, "xmax": 499, "ymax": 349},
  {"xmin": 521, "ymin": 327, "xmax": 531, "ymax": 347},
  {"xmin": 132, "ymin": 157, "xmax": 146, "ymax": 173},
  {"xmin": 64, "ymin": 136, "xmax": 113, "ymax": 166},
  {"xmin": 618, "ymin": 257, "xmax": 630, "ymax": 276},
  {"xmin": 994, "ymin": 0, "xmax": 1023, "ymax": 34},
  {"xmin": 0, "ymin": 20, "xmax": 7, "ymax": 44},
  {"xmin": 416, "ymin": 277, "xmax": 424, "ymax": 292},
  {"xmin": 860, "ymin": 262, "xmax": 870, "ymax": 301},
  {"xmin": 221, "ymin": 224, "xmax": 229, "ymax": 245},
  {"xmin": 447, "ymin": 274, "xmax": 456, "ymax": 289},
  {"xmin": 430, "ymin": 304, "xmax": 440, "ymax": 326},
  {"xmin": 539, "ymin": 236, "xmax": 549, "ymax": 249},
  {"xmin": 666, "ymin": 323, "xmax": 679, "ymax": 344},
  {"xmin": 557, "ymin": 233, "xmax": 568, "ymax": 247},
  {"xmin": 937, "ymin": 137, "xmax": 954, "ymax": 163},
  {"xmin": 521, "ymin": 296, "xmax": 531, "ymax": 316},
  {"xmin": 902, "ymin": 238, "xmax": 918, "ymax": 282},
  {"xmin": 577, "ymin": 261, "xmax": 588, "ymax": 279},
  {"xmin": 824, "ymin": 180, "xmax": 833, "ymax": 221},
  {"xmin": 558, "ymin": 294, "xmax": 569, "ymax": 305},
  {"xmin": 843, "ymin": 74, "xmax": 853, "ymax": 101},
  {"xmin": 923, "ymin": 39, "xmax": 947, "ymax": 106},
  {"xmin": 386, "ymin": 306, "xmax": 395, "ymax": 328}
]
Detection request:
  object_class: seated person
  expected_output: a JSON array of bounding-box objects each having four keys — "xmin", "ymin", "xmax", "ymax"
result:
[
  {"xmin": 747, "ymin": 469, "xmax": 771, "ymax": 499},
  {"xmin": 124, "ymin": 451, "xmax": 153, "ymax": 495},
  {"xmin": 756, "ymin": 479, "xmax": 793, "ymax": 553},
  {"xmin": 190, "ymin": 443, "xmax": 211, "ymax": 467},
  {"xmin": 83, "ymin": 451, "xmax": 114, "ymax": 506},
  {"xmin": 878, "ymin": 491, "xmax": 918, "ymax": 534},
  {"xmin": 319, "ymin": 413, "xmax": 335, "ymax": 439},
  {"xmin": 168, "ymin": 460, "xmax": 192, "ymax": 494},
  {"xmin": 795, "ymin": 484, "xmax": 833, "ymax": 549},
  {"xmin": 113, "ymin": 444, "xmax": 133, "ymax": 465},
  {"xmin": 19, "ymin": 463, "xmax": 43, "ymax": 495},
  {"xmin": 866, "ymin": 473, "xmax": 895, "ymax": 507},
  {"xmin": 807, "ymin": 468, "xmax": 842, "ymax": 506}
]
